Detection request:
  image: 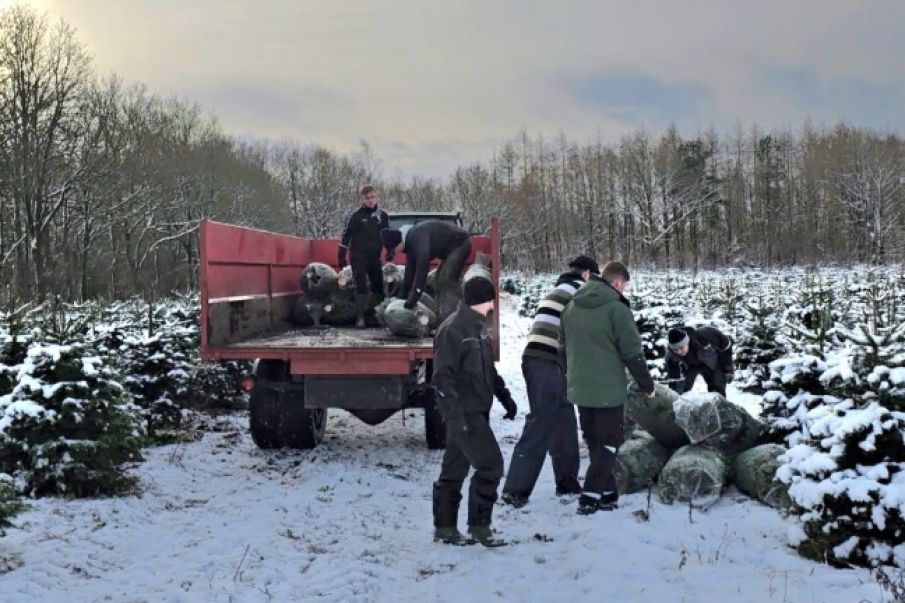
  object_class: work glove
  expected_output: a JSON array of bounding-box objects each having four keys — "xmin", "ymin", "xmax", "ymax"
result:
[
  {"xmin": 337, "ymin": 247, "xmax": 347, "ymax": 269},
  {"xmin": 500, "ymin": 394, "xmax": 517, "ymax": 420}
]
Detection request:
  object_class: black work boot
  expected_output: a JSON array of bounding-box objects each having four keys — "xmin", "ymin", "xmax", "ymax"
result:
[
  {"xmin": 500, "ymin": 492, "xmax": 529, "ymax": 508},
  {"xmin": 434, "ymin": 526, "xmax": 477, "ymax": 546},
  {"xmin": 598, "ymin": 491, "xmax": 619, "ymax": 511},
  {"xmin": 467, "ymin": 525, "xmax": 508, "ymax": 548},
  {"xmin": 577, "ymin": 494, "xmax": 600, "ymax": 515}
]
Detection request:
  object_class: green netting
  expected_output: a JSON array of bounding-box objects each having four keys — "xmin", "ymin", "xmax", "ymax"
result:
[
  {"xmin": 613, "ymin": 435, "xmax": 672, "ymax": 494},
  {"xmin": 384, "ymin": 299, "xmax": 436, "ymax": 338},
  {"xmin": 672, "ymin": 392, "xmax": 764, "ymax": 456},
  {"xmin": 731, "ymin": 443, "xmax": 792, "ymax": 510},
  {"xmin": 625, "ymin": 383, "xmax": 690, "ymax": 449},
  {"xmin": 657, "ymin": 444, "xmax": 728, "ymax": 509}
]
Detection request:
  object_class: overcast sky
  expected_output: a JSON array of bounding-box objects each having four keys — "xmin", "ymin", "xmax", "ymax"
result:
[{"xmin": 19, "ymin": 0, "xmax": 905, "ymax": 178}]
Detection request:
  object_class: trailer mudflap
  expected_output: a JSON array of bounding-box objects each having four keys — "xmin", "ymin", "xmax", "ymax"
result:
[{"xmin": 304, "ymin": 375, "xmax": 408, "ymax": 409}]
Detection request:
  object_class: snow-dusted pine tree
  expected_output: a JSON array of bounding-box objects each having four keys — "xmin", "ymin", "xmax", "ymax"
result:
[{"xmin": 0, "ymin": 343, "xmax": 143, "ymax": 497}]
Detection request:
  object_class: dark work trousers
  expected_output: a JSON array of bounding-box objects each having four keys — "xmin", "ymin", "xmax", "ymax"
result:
[
  {"xmin": 403, "ymin": 239, "xmax": 472, "ymax": 315},
  {"xmin": 350, "ymin": 254, "xmax": 384, "ymax": 296},
  {"xmin": 503, "ymin": 357, "xmax": 580, "ymax": 497},
  {"xmin": 683, "ymin": 366, "xmax": 727, "ymax": 396},
  {"xmin": 433, "ymin": 412, "xmax": 504, "ymax": 528},
  {"xmin": 578, "ymin": 406, "xmax": 625, "ymax": 498}
]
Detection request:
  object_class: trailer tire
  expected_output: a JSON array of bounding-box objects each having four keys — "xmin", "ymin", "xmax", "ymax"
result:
[
  {"xmin": 280, "ymin": 389, "xmax": 327, "ymax": 450},
  {"xmin": 424, "ymin": 398, "xmax": 446, "ymax": 450},
  {"xmin": 249, "ymin": 388, "xmax": 283, "ymax": 449}
]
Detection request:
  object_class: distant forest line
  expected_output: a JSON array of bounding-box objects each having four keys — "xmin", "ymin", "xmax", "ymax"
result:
[{"xmin": 1, "ymin": 6, "xmax": 903, "ymax": 304}]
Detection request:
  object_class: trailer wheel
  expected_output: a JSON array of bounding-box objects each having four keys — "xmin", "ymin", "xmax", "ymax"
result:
[
  {"xmin": 280, "ymin": 388, "xmax": 327, "ymax": 450},
  {"xmin": 424, "ymin": 398, "xmax": 446, "ymax": 450},
  {"xmin": 249, "ymin": 387, "xmax": 283, "ymax": 449}
]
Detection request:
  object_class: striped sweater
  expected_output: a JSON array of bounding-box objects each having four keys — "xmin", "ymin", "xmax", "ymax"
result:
[{"xmin": 522, "ymin": 271, "xmax": 586, "ymax": 365}]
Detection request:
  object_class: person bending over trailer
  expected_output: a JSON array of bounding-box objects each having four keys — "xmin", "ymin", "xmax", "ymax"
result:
[{"xmin": 397, "ymin": 220, "xmax": 472, "ymax": 310}]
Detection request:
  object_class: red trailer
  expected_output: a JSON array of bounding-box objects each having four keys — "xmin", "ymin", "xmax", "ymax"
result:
[{"xmin": 199, "ymin": 215, "xmax": 501, "ymax": 449}]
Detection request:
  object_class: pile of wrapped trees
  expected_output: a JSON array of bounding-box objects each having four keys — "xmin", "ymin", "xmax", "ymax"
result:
[
  {"xmin": 291, "ymin": 254, "xmax": 492, "ymax": 338},
  {"xmin": 618, "ymin": 383, "xmax": 791, "ymax": 511}
]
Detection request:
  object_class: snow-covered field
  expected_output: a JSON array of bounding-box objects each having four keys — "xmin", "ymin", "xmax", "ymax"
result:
[{"xmin": 1, "ymin": 294, "xmax": 881, "ymax": 603}]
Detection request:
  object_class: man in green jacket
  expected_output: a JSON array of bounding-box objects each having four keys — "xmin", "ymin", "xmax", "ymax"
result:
[{"xmin": 561, "ymin": 261, "xmax": 656, "ymax": 515}]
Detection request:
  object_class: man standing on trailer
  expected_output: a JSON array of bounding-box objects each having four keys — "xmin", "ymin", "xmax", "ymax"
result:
[{"xmin": 337, "ymin": 184, "xmax": 395, "ymax": 327}]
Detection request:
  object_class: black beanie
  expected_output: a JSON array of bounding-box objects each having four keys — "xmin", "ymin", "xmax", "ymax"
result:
[
  {"xmin": 569, "ymin": 255, "xmax": 600, "ymax": 275},
  {"xmin": 668, "ymin": 328, "xmax": 690, "ymax": 351},
  {"xmin": 381, "ymin": 229, "xmax": 402, "ymax": 249},
  {"xmin": 462, "ymin": 277, "xmax": 496, "ymax": 306}
]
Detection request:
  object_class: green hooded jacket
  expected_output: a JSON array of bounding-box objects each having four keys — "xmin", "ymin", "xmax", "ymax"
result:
[{"xmin": 561, "ymin": 276, "xmax": 653, "ymax": 408}]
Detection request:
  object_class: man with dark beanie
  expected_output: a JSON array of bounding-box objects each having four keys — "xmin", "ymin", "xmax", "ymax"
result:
[
  {"xmin": 399, "ymin": 220, "xmax": 472, "ymax": 312},
  {"xmin": 431, "ymin": 276, "xmax": 516, "ymax": 547},
  {"xmin": 665, "ymin": 326, "xmax": 734, "ymax": 396},
  {"xmin": 337, "ymin": 185, "xmax": 395, "ymax": 327},
  {"xmin": 501, "ymin": 255, "xmax": 599, "ymax": 508},
  {"xmin": 562, "ymin": 261, "xmax": 655, "ymax": 515}
]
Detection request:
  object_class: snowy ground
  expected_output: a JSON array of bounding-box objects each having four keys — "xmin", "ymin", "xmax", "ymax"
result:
[{"xmin": 0, "ymin": 293, "xmax": 882, "ymax": 603}]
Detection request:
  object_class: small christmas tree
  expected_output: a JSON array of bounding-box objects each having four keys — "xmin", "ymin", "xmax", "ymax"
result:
[
  {"xmin": 778, "ymin": 398, "xmax": 905, "ymax": 568},
  {"xmin": 0, "ymin": 343, "xmax": 143, "ymax": 497},
  {"xmin": 0, "ymin": 473, "xmax": 23, "ymax": 534}
]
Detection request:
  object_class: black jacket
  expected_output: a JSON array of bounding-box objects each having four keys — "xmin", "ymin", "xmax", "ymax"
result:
[
  {"xmin": 339, "ymin": 205, "xmax": 390, "ymax": 260},
  {"xmin": 665, "ymin": 326, "xmax": 734, "ymax": 392},
  {"xmin": 403, "ymin": 221, "xmax": 470, "ymax": 303},
  {"xmin": 432, "ymin": 301, "xmax": 510, "ymax": 423}
]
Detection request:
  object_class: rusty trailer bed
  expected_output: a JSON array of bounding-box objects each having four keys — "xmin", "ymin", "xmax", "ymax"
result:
[
  {"xmin": 228, "ymin": 326, "xmax": 432, "ymax": 349},
  {"xmin": 204, "ymin": 326, "xmax": 434, "ymax": 375}
]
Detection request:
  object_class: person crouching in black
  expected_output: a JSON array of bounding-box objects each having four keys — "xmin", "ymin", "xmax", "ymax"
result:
[
  {"xmin": 337, "ymin": 184, "xmax": 395, "ymax": 327},
  {"xmin": 432, "ymin": 277, "xmax": 517, "ymax": 547},
  {"xmin": 665, "ymin": 326, "xmax": 734, "ymax": 396}
]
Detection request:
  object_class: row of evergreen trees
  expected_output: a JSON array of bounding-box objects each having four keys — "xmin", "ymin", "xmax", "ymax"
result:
[{"xmin": 0, "ymin": 297, "xmax": 248, "ymax": 532}]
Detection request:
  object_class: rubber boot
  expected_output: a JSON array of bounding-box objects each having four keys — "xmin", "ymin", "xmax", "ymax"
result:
[
  {"xmin": 467, "ymin": 525, "xmax": 508, "ymax": 548},
  {"xmin": 433, "ymin": 526, "xmax": 476, "ymax": 546},
  {"xmin": 354, "ymin": 293, "xmax": 367, "ymax": 328}
]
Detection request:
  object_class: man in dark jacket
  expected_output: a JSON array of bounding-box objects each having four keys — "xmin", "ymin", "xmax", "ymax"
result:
[
  {"xmin": 562, "ymin": 261, "xmax": 655, "ymax": 515},
  {"xmin": 501, "ymin": 255, "xmax": 599, "ymax": 508},
  {"xmin": 337, "ymin": 185, "xmax": 395, "ymax": 327},
  {"xmin": 399, "ymin": 220, "xmax": 472, "ymax": 312},
  {"xmin": 432, "ymin": 277, "xmax": 517, "ymax": 547},
  {"xmin": 665, "ymin": 326, "xmax": 734, "ymax": 396}
]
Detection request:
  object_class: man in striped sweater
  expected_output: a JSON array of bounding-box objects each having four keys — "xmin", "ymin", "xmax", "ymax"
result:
[{"xmin": 501, "ymin": 255, "xmax": 599, "ymax": 508}]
